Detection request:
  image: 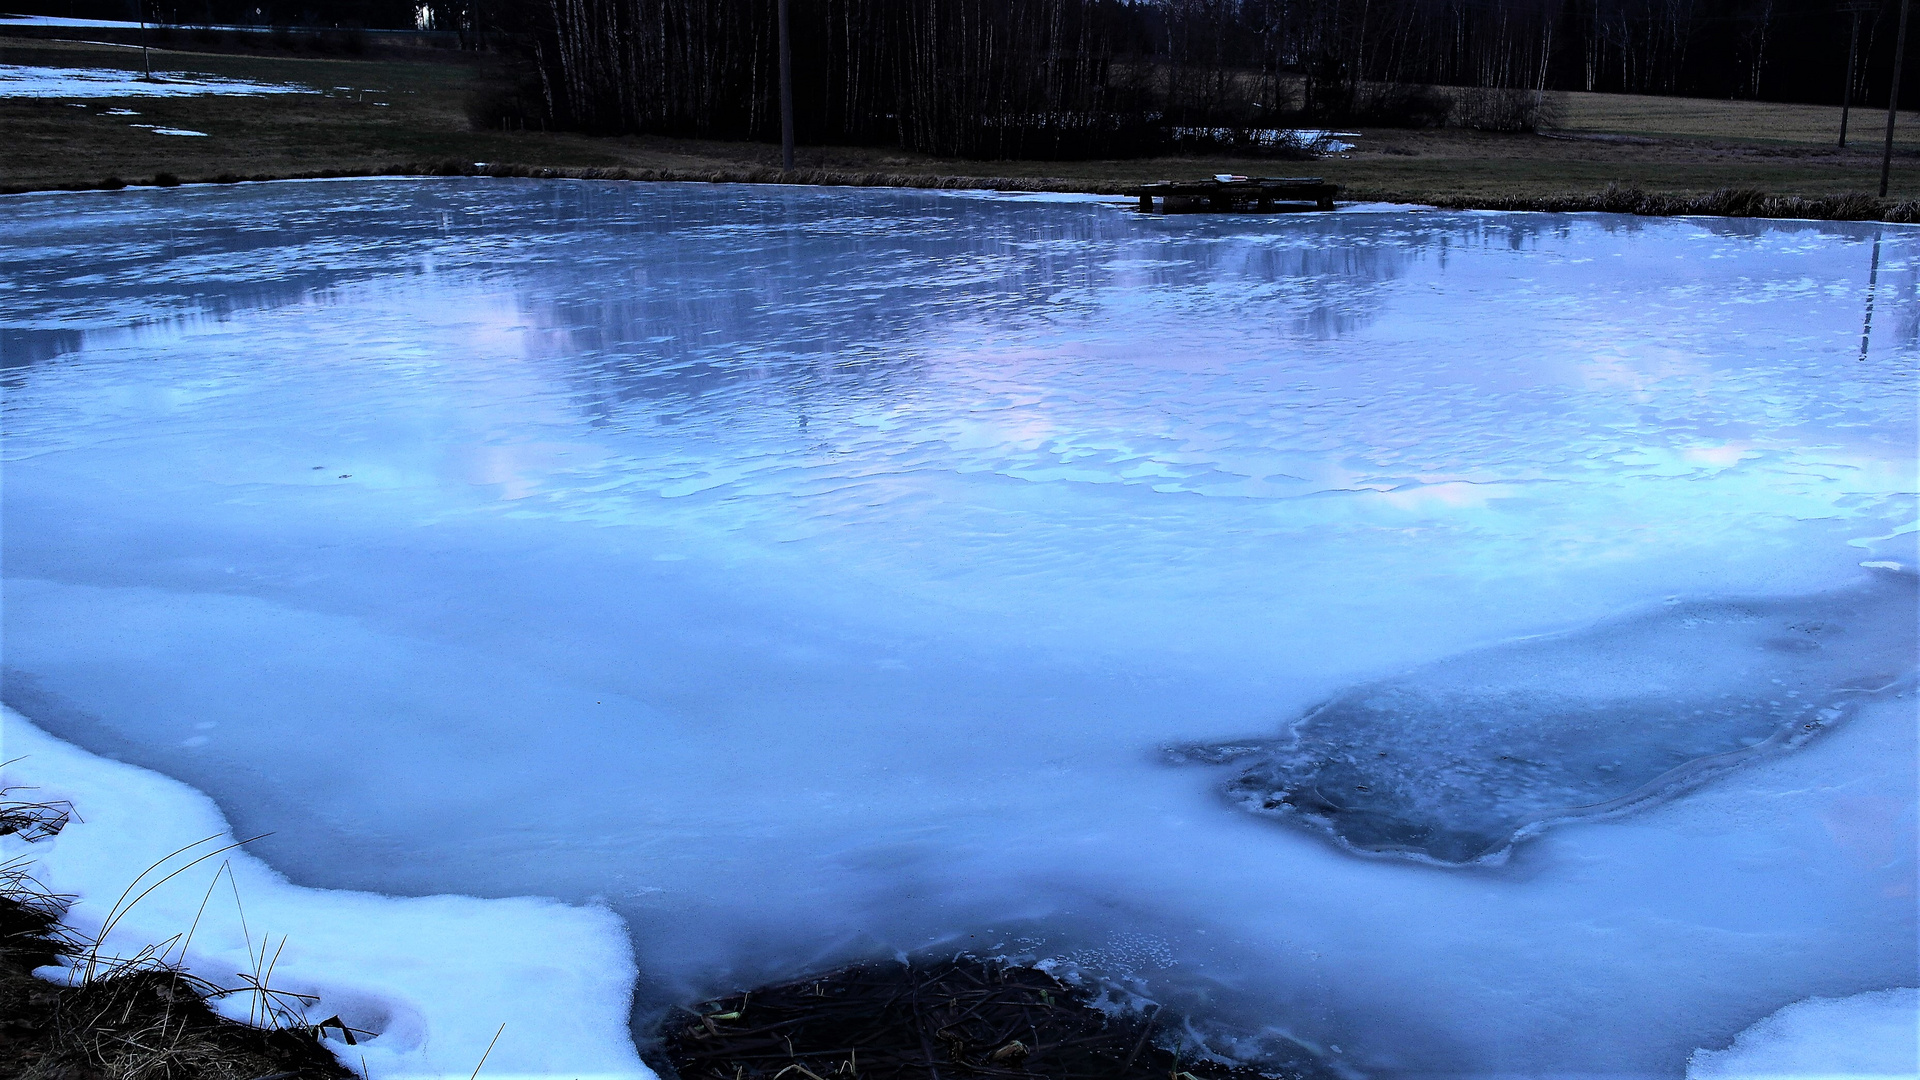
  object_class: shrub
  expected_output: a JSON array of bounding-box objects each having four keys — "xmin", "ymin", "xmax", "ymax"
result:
[
  {"xmin": 1347, "ymin": 82, "xmax": 1454, "ymax": 128},
  {"xmin": 1451, "ymin": 87, "xmax": 1562, "ymax": 133},
  {"xmin": 466, "ymin": 63, "xmax": 552, "ymax": 132}
]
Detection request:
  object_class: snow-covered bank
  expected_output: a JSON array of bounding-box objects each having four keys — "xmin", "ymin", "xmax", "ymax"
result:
[
  {"xmin": 0, "ymin": 709, "xmax": 653, "ymax": 1080},
  {"xmin": 1688, "ymin": 988, "xmax": 1919, "ymax": 1080}
]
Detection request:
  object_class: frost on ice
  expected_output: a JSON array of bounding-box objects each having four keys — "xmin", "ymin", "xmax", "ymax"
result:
[{"xmin": 1173, "ymin": 571, "xmax": 1919, "ymax": 863}]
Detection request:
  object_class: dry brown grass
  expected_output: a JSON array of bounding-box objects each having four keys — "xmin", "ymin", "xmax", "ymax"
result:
[
  {"xmin": 0, "ymin": 788, "xmax": 354, "ymax": 1080},
  {"xmin": 662, "ymin": 956, "xmax": 1322, "ymax": 1080},
  {"xmin": 1553, "ymin": 90, "xmax": 1920, "ymax": 147}
]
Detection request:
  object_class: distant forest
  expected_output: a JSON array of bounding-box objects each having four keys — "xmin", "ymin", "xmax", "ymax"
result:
[{"xmin": 27, "ymin": 0, "xmax": 1916, "ymax": 156}]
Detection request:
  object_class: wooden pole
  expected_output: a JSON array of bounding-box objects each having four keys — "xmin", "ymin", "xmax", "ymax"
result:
[
  {"xmin": 778, "ymin": 0, "xmax": 795, "ymax": 171},
  {"xmin": 1881, "ymin": 0, "xmax": 1912, "ymax": 197},
  {"xmin": 1842, "ymin": 5, "xmax": 1866, "ymax": 146},
  {"xmin": 139, "ymin": 0, "xmax": 151, "ymax": 80}
]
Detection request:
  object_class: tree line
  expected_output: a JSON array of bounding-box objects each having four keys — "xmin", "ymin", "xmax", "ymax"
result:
[
  {"xmin": 489, "ymin": 0, "xmax": 1913, "ymax": 155},
  {"xmin": 31, "ymin": 0, "xmax": 1916, "ymax": 157}
]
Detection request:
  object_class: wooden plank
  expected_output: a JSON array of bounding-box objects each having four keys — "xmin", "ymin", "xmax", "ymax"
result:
[{"xmin": 1130, "ymin": 177, "xmax": 1339, "ymax": 213}]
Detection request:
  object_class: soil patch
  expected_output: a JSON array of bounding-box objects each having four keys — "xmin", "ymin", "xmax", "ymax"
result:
[{"xmin": 662, "ymin": 957, "xmax": 1330, "ymax": 1080}]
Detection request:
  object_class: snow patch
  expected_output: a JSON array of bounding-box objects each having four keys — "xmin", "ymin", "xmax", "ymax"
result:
[
  {"xmin": 1688, "ymin": 988, "xmax": 1919, "ymax": 1080},
  {"xmin": 0, "ymin": 710, "xmax": 654, "ymax": 1080},
  {"xmin": 0, "ymin": 64, "xmax": 314, "ymax": 98}
]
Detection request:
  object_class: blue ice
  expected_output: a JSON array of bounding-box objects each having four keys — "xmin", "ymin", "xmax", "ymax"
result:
[{"xmin": 2, "ymin": 181, "xmax": 1915, "ymax": 1077}]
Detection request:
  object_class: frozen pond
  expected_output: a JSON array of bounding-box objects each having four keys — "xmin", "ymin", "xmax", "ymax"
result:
[{"xmin": 2, "ymin": 180, "xmax": 1916, "ymax": 1077}]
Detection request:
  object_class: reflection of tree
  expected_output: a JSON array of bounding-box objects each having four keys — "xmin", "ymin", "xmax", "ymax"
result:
[
  {"xmin": 0, "ymin": 329, "xmax": 84, "ymax": 377},
  {"xmin": 21, "ymin": 182, "xmax": 1907, "ymax": 429},
  {"xmin": 512, "ymin": 193, "xmax": 1475, "ymax": 431},
  {"xmin": 1, "ymin": 190, "xmax": 473, "ymax": 361}
]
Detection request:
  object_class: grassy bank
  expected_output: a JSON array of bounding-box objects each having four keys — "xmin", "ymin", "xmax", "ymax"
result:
[
  {"xmin": 7, "ymin": 35, "xmax": 1920, "ymax": 219},
  {"xmin": 0, "ymin": 794, "xmax": 354, "ymax": 1080}
]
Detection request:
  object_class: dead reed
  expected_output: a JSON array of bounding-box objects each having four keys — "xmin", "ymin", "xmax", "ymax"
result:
[
  {"xmin": 1417, "ymin": 184, "xmax": 1913, "ymax": 222},
  {"xmin": 661, "ymin": 957, "xmax": 1317, "ymax": 1080},
  {"xmin": 0, "ymin": 782, "xmax": 354, "ymax": 1080}
]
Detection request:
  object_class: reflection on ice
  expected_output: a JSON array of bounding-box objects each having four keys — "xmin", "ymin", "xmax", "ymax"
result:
[{"xmin": 1174, "ymin": 571, "xmax": 1918, "ymax": 862}]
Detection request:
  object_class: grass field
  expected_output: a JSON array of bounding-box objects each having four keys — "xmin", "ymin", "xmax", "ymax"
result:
[
  {"xmin": 6, "ymin": 34, "xmax": 1920, "ymax": 209},
  {"xmin": 1555, "ymin": 89, "xmax": 1916, "ymax": 146}
]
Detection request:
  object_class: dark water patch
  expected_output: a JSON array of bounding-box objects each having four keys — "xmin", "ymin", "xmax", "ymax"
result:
[{"xmin": 1171, "ymin": 571, "xmax": 1919, "ymax": 864}]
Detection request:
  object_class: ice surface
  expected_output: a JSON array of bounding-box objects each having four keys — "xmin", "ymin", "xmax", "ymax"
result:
[
  {"xmin": 0, "ymin": 710, "xmax": 653, "ymax": 1080},
  {"xmin": 1687, "ymin": 988, "xmax": 1919, "ymax": 1079},
  {"xmin": 1175, "ymin": 573, "xmax": 1917, "ymax": 862},
  {"xmin": 0, "ymin": 64, "xmax": 315, "ymax": 98},
  {"xmin": 2, "ymin": 181, "xmax": 1916, "ymax": 1077}
]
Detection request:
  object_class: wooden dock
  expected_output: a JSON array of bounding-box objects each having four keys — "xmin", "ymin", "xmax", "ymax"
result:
[{"xmin": 1131, "ymin": 177, "xmax": 1338, "ymax": 213}]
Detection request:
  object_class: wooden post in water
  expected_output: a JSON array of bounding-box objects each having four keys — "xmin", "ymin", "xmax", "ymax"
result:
[
  {"xmin": 1882, "ymin": 0, "xmax": 1912, "ymax": 197},
  {"xmin": 777, "ymin": 0, "xmax": 795, "ymax": 172}
]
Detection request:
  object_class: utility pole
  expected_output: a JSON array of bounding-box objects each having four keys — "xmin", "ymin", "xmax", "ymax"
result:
[
  {"xmin": 1883, "ymin": 0, "xmax": 1912, "ymax": 196},
  {"xmin": 1842, "ymin": 0, "xmax": 1873, "ymax": 146},
  {"xmin": 138, "ymin": 0, "xmax": 152, "ymax": 80},
  {"xmin": 777, "ymin": 0, "xmax": 795, "ymax": 171}
]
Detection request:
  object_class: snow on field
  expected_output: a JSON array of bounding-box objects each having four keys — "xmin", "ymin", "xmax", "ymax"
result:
[
  {"xmin": 0, "ymin": 13, "xmax": 163, "ymax": 28},
  {"xmin": 1, "ymin": 180, "xmax": 1914, "ymax": 1076},
  {"xmin": 0, "ymin": 710, "xmax": 654, "ymax": 1080},
  {"xmin": 0, "ymin": 63, "xmax": 314, "ymax": 97}
]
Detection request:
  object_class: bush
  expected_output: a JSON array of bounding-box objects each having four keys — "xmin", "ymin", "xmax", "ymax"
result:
[
  {"xmin": 1167, "ymin": 126, "xmax": 1321, "ymax": 158},
  {"xmin": 466, "ymin": 62, "xmax": 551, "ymax": 132},
  {"xmin": 1347, "ymin": 82, "xmax": 1454, "ymax": 128},
  {"xmin": 1450, "ymin": 87, "xmax": 1562, "ymax": 133},
  {"xmin": 1330, "ymin": 83, "xmax": 1558, "ymax": 132}
]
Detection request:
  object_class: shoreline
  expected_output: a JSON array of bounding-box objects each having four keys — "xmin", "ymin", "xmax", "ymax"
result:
[
  {"xmin": 7, "ymin": 160, "xmax": 1920, "ymax": 224},
  {"xmin": 5, "ymin": 710, "xmax": 1914, "ymax": 1078},
  {"xmin": 0, "ymin": 709, "xmax": 654, "ymax": 1080}
]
